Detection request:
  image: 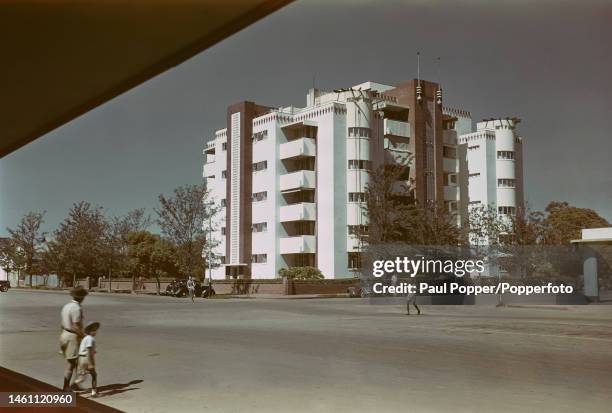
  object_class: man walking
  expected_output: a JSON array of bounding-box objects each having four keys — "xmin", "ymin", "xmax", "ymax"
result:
[
  {"xmin": 59, "ymin": 286, "xmax": 87, "ymax": 391},
  {"xmin": 187, "ymin": 276, "xmax": 196, "ymax": 303}
]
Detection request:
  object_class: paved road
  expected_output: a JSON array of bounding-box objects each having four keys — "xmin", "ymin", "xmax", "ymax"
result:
[{"xmin": 1, "ymin": 290, "xmax": 611, "ymax": 412}]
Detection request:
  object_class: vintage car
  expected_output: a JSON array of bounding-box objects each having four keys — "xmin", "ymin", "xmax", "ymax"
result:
[{"xmin": 0, "ymin": 280, "xmax": 10, "ymax": 292}]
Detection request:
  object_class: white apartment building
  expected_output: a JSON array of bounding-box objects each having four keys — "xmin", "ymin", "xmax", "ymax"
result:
[
  {"xmin": 203, "ymin": 79, "xmax": 472, "ymax": 279},
  {"xmin": 459, "ymin": 118, "xmax": 525, "ymax": 243}
]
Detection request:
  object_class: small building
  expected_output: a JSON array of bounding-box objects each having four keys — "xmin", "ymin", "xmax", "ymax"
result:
[{"xmin": 571, "ymin": 227, "xmax": 612, "ymax": 300}]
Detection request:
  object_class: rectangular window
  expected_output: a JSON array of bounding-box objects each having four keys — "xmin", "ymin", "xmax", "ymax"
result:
[
  {"xmin": 497, "ymin": 151, "xmax": 515, "ymax": 160},
  {"xmin": 252, "ymin": 130, "xmax": 268, "ymax": 142},
  {"xmin": 251, "ymin": 254, "xmax": 267, "ymax": 263},
  {"xmin": 469, "ymin": 172, "xmax": 480, "ymax": 178},
  {"xmin": 348, "ymin": 192, "xmax": 367, "ymax": 202},
  {"xmin": 348, "ymin": 225, "xmax": 369, "ymax": 235},
  {"xmin": 252, "ymin": 160, "xmax": 268, "ymax": 172},
  {"xmin": 442, "ymin": 145, "xmax": 457, "ymax": 158},
  {"xmin": 348, "ymin": 127, "xmax": 371, "ymax": 138},
  {"xmin": 218, "ymin": 255, "xmax": 226, "ymax": 264},
  {"xmin": 221, "ymin": 227, "xmax": 226, "ymax": 235},
  {"xmin": 221, "ymin": 142, "xmax": 227, "ymax": 151},
  {"xmin": 348, "ymin": 252, "xmax": 361, "ymax": 269},
  {"xmin": 468, "ymin": 145, "xmax": 480, "ymax": 150},
  {"xmin": 469, "ymin": 200, "xmax": 481, "ymax": 205},
  {"xmin": 348, "ymin": 160, "xmax": 372, "ymax": 170},
  {"xmin": 221, "ymin": 170, "xmax": 227, "ymax": 179},
  {"xmin": 252, "ymin": 222, "xmax": 267, "ymax": 233},
  {"xmin": 220, "ymin": 199, "xmax": 226, "ymax": 207},
  {"xmin": 497, "ymin": 178, "xmax": 516, "ymax": 188},
  {"xmin": 498, "ymin": 206, "xmax": 516, "ymax": 215},
  {"xmin": 251, "ymin": 191, "xmax": 268, "ymax": 202}
]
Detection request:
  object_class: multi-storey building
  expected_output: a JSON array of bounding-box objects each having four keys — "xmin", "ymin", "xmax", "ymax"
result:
[
  {"xmin": 203, "ymin": 79, "xmax": 473, "ymax": 279},
  {"xmin": 459, "ymin": 118, "xmax": 525, "ymax": 244}
]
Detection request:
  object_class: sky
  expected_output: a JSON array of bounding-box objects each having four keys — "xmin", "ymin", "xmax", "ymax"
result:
[{"xmin": 1, "ymin": 0, "xmax": 611, "ymax": 236}]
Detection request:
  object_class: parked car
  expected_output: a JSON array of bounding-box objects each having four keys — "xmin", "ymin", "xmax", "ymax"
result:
[
  {"xmin": 0, "ymin": 280, "xmax": 10, "ymax": 292},
  {"xmin": 163, "ymin": 279, "xmax": 204, "ymax": 298}
]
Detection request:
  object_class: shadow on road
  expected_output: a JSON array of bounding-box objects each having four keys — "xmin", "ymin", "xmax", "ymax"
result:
[{"xmin": 94, "ymin": 380, "xmax": 143, "ymax": 398}]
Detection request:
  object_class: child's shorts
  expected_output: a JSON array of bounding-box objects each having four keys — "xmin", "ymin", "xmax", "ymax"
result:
[{"xmin": 77, "ymin": 356, "xmax": 95, "ymax": 376}]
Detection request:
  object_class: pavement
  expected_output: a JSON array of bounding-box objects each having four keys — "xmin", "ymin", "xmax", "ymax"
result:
[{"xmin": 1, "ymin": 289, "xmax": 612, "ymax": 412}]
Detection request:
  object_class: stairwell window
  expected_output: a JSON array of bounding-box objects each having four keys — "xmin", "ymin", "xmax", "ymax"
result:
[
  {"xmin": 348, "ymin": 225, "xmax": 369, "ymax": 236},
  {"xmin": 221, "ymin": 170, "xmax": 227, "ymax": 179},
  {"xmin": 497, "ymin": 178, "xmax": 516, "ymax": 188},
  {"xmin": 498, "ymin": 206, "xmax": 516, "ymax": 215},
  {"xmin": 348, "ymin": 192, "xmax": 367, "ymax": 203},
  {"xmin": 497, "ymin": 151, "xmax": 515, "ymax": 160},
  {"xmin": 348, "ymin": 160, "xmax": 372, "ymax": 170},
  {"xmin": 348, "ymin": 127, "xmax": 371, "ymax": 138}
]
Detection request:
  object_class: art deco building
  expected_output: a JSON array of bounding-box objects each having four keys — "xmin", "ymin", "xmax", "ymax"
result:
[{"xmin": 203, "ymin": 79, "xmax": 482, "ymax": 279}]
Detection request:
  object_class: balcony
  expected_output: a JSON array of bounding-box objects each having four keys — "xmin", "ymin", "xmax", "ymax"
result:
[
  {"xmin": 384, "ymin": 119, "xmax": 410, "ymax": 138},
  {"xmin": 280, "ymin": 235, "xmax": 316, "ymax": 254},
  {"xmin": 203, "ymin": 162, "xmax": 215, "ymax": 177},
  {"xmin": 280, "ymin": 203, "xmax": 316, "ymax": 222},
  {"xmin": 443, "ymin": 157, "xmax": 458, "ymax": 172},
  {"xmin": 280, "ymin": 170, "xmax": 315, "ymax": 192},
  {"xmin": 280, "ymin": 138, "xmax": 316, "ymax": 160},
  {"xmin": 443, "ymin": 185, "xmax": 459, "ymax": 201}
]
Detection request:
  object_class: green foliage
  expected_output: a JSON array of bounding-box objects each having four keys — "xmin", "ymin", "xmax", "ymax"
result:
[
  {"xmin": 5, "ymin": 211, "xmax": 46, "ymax": 284},
  {"xmin": 127, "ymin": 231, "xmax": 178, "ymax": 278},
  {"xmin": 155, "ymin": 184, "xmax": 219, "ymax": 277},
  {"xmin": 278, "ymin": 266, "xmax": 324, "ymax": 280},
  {"xmin": 541, "ymin": 201, "xmax": 609, "ymax": 245},
  {"xmin": 363, "ymin": 163, "xmax": 462, "ymax": 246}
]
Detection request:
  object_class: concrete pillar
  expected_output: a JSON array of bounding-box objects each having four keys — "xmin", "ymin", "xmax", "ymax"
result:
[{"xmin": 583, "ymin": 248, "xmax": 599, "ymax": 301}]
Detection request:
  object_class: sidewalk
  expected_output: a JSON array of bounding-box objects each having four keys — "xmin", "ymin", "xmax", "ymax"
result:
[{"xmin": 0, "ymin": 366, "xmax": 123, "ymax": 413}]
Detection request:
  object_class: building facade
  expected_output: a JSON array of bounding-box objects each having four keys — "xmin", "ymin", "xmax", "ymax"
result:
[
  {"xmin": 203, "ymin": 79, "xmax": 476, "ymax": 279},
  {"xmin": 459, "ymin": 118, "xmax": 524, "ymax": 245}
]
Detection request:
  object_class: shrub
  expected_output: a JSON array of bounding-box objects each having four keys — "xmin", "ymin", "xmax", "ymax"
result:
[{"xmin": 278, "ymin": 266, "xmax": 324, "ymax": 280}]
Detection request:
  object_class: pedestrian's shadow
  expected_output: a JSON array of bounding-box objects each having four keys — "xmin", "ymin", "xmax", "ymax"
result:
[{"xmin": 94, "ymin": 379, "xmax": 143, "ymax": 397}]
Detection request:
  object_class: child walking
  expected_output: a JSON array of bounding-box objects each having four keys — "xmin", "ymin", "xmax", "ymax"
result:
[{"xmin": 74, "ymin": 321, "xmax": 100, "ymax": 396}]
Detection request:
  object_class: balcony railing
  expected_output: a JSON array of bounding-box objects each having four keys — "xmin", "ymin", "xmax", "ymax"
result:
[
  {"xmin": 280, "ymin": 170, "xmax": 315, "ymax": 192},
  {"xmin": 384, "ymin": 119, "xmax": 410, "ymax": 138},
  {"xmin": 279, "ymin": 138, "xmax": 316, "ymax": 160},
  {"xmin": 280, "ymin": 203, "xmax": 316, "ymax": 222},
  {"xmin": 280, "ymin": 235, "xmax": 316, "ymax": 254}
]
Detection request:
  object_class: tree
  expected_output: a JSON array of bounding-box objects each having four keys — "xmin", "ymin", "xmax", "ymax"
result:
[
  {"xmin": 6, "ymin": 211, "xmax": 46, "ymax": 286},
  {"xmin": 103, "ymin": 209, "xmax": 152, "ymax": 291},
  {"xmin": 54, "ymin": 202, "xmax": 107, "ymax": 286},
  {"xmin": 127, "ymin": 231, "xmax": 178, "ymax": 293},
  {"xmin": 278, "ymin": 266, "xmax": 323, "ymax": 280},
  {"xmin": 541, "ymin": 201, "xmax": 610, "ymax": 245},
  {"xmin": 362, "ymin": 163, "xmax": 462, "ymax": 246},
  {"xmin": 362, "ymin": 164, "xmax": 414, "ymax": 244},
  {"xmin": 468, "ymin": 204, "xmax": 510, "ymax": 247},
  {"xmin": 155, "ymin": 184, "xmax": 219, "ymax": 278}
]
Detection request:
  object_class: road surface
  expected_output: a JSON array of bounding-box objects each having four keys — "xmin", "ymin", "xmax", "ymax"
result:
[{"xmin": 1, "ymin": 290, "xmax": 611, "ymax": 412}]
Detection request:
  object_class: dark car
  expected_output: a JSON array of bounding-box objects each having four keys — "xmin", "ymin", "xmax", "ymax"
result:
[
  {"xmin": 164, "ymin": 279, "xmax": 209, "ymax": 298},
  {"xmin": 0, "ymin": 280, "xmax": 10, "ymax": 292}
]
